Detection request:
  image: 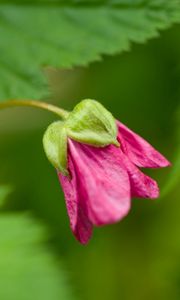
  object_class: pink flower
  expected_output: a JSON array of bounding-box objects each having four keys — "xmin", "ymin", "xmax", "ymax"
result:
[{"xmin": 58, "ymin": 121, "xmax": 170, "ymax": 244}]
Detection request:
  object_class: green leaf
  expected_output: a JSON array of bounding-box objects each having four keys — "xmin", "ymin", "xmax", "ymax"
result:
[
  {"xmin": 0, "ymin": 0, "xmax": 180, "ymax": 99},
  {"xmin": 0, "ymin": 212, "xmax": 74, "ymax": 300},
  {"xmin": 43, "ymin": 121, "xmax": 68, "ymax": 175},
  {"xmin": 66, "ymin": 99, "xmax": 119, "ymax": 147}
]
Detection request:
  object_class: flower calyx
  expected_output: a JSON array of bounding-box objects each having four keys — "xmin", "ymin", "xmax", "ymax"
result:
[{"xmin": 43, "ymin": 99, "xmax": 119, "ymax": 175}]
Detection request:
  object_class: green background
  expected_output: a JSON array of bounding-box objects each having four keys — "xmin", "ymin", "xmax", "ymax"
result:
[{"xmin": 0, "ymin": 24, "xmax": 180, "ymax": 300}]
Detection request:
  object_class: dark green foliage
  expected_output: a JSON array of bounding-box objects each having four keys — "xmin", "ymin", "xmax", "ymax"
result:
[{"xmin": 0, "ymin": 0, "xmax": 179, "ymax": 98}]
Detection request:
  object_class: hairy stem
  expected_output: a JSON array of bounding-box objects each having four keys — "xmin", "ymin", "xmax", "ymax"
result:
[{"xmin": 0, "ymin": 99, "xmax": 69, "ymax": 119}]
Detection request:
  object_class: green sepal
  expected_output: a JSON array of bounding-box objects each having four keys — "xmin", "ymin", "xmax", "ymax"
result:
[
  {"xmin": 66, "ymin": 99, "xmax": 119, "ymax": 147},
  {"xmin": 43, "ymin": 121, "xmax": 68, "ymax": 176}
]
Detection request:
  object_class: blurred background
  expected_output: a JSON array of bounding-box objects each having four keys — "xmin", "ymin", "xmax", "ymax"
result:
[{"xmin": 0, "ymin": 24, "xmax": 180, "ymax": 300}]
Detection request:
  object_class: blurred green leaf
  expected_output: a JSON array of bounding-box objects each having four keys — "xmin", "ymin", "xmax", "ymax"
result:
[
  {"xmin": 0, "ymin": 185, "xmax": 12, "ymax": 207},
  {"xmin": 0, "ymin": 0, "xmax": 180, "ymax": 99},
  {"xmin": 161, "ymin": 105, "xmax": 180, "ymax": 197},
  {"xmin": 0, "ymin": 212, "xmax": 74, "ymax": 300}
]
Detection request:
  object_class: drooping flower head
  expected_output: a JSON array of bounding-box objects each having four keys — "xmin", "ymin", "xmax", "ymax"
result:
[{"xmin": 43, "ymin": 99, "xmax": 170, "ymax": 244}]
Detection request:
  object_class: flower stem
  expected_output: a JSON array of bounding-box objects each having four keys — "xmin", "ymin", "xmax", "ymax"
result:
[{"xmin": 0, "ymin": 99, "xmax": 69, "ymax": 119}]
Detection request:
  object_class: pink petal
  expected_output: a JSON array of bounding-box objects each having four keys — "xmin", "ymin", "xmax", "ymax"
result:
[
  {"xmin": 59, "ymin": 157, "xmax": 93, "ymax": 245},
  {"xmin": 117, "ymin": 121, "xmax": 170, "ymax": 168},
  {"xmin": 116, "ymin": 148, "xmax": 159, "ymax": 199},
  {"xmin": 64, "ymin": 139, "xmax": 131, "ymax": 228}
]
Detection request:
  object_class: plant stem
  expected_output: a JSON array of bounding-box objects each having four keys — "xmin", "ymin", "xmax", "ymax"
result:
[{"xmin": 0, "ymin": 99, "xmax": 69, "ymax": 119}]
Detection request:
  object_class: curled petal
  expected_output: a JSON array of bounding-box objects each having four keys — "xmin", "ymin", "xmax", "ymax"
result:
[
  {"xmin": 65, "ymin": 140, "xmax": 131, "ymax": 227},
  {"xmin": 117, "ymin": 121, "xmax": 171, "ymax": 168},
  {"xmin": 116, "ymin": 148, "xmax": 159, "ymax": 199}
]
